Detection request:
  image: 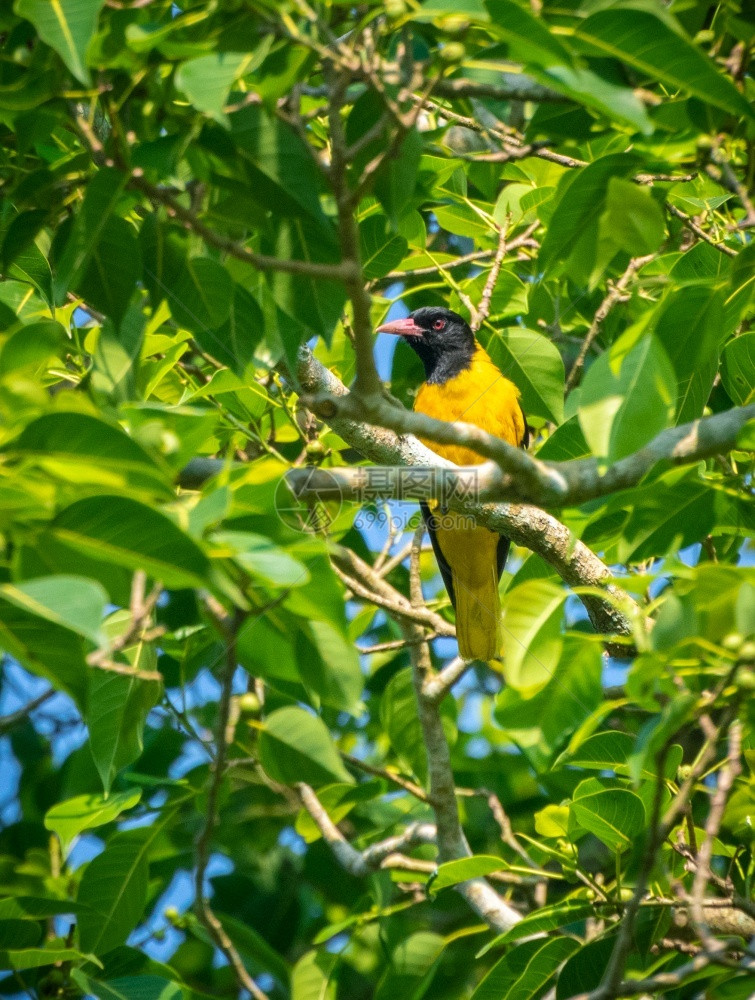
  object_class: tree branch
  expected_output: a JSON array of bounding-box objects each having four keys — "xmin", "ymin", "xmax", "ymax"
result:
[
  {"xmin": 194, "ymin": 607, "xmax": 269, "ymax": 1000},
  {"xmin": 433, "ymin": 75, "xmax": 569, "ymax": 104},
  {"xmin": 565, "ymin": 254, "xmax": 655, "ymax": 392},
  {"xmin": 297, "ymin": 386, "xmax": 754, "ymax": 510},
  {"xmin": 403, "ymin": 528, "xmax": 522, "ymax": 932},
  {"xmin": 132, "ymin": 176, "xmax": 356, "ymax": 282},
  {"xmin": 471, "ymin": 224, "xmax": 510, "ymax": 332},
  {"xmin": 325, "ymin": 68, "xmax": 382, "ymax": 398},
  {"xmin": 180, "ymin": 347, "xmax": 643, "ymax": 640},
  {"xmin": 689, "ymin": 720, "xmax": 743, "ymax": 952},
  {"xmin": 0, "ymin": 689, "xmax": 55, "ymax": 736}
]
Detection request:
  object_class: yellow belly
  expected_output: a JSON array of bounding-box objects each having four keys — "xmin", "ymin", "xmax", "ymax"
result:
[
  {"xmin": 414, "ymin": 347, "xmax": 525, "ymax": 463},
  {"xmin": 414, "ymin": 346, "xmax": 524, "ymax": 660}
]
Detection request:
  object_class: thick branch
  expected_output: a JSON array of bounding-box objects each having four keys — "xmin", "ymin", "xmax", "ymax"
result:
[
  {"xmin": 181, "ymin": 348, "xmax": 642, "ymax": 638},
  {"xmin": 433, "ymin": 75, "xmax": 569, "ymax": 104},
  {"xmin": 299, "ymin": 388, "xmax": 755, "ymax": 509}
]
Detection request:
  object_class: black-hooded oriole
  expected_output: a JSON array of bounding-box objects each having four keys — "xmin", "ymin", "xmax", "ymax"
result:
[{"xmin": 378, "ymin": 306, "xmax": 528, "ymax": 661}]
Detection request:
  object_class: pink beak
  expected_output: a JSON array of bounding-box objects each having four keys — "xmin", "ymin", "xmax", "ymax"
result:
[{"xmin": 376, "ymin": 317, "xmax": 424, "ymax": 337}]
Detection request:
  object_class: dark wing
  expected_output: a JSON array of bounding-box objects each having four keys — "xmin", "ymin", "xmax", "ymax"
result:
[
  {"xmin": 519, "ymin": 402, "xmax": 530, "ymax": 450},
  {"xmin": 496, "ymin": 536, "xmax": 511, "ymax": 582},
  {"xmin": 420, "ymin": 501, "xmax": 456, "ymax": 609},
  {"xmin": 496, "ymin": 403, "xmax": 529, "ymax": 581},
  {"xmin": 423, "ymin": 405, "xmax": 529, "ymax": 591}
]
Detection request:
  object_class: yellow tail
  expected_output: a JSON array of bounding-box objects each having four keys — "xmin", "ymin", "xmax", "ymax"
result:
[{"xmin": 453, "ymin": 563, "xmax": 502, "ymax": 662}]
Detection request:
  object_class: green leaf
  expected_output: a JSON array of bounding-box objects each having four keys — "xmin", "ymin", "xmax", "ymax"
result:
[
  {"xmin": 0, "ymin": 575, "xmax": 107, "ymax": 642},
  {"xmin": 170, "ymin": 257, "xmax": 233, "ymax": 333},
  {"xmin": 535, "ymin": 417, "xmax": 590, "ymax": 462},
  {"xmin": 571, "ymin": 778, "xmax": 646, "ymax": 852},
  {"xmin": 455, "ymin": 268, "xmax": 529, "ymax": 321},
  {"xmin": 269, "ymin": 219, "xmax": 346, "ymax": 349},
  {"xmin": 0, "ymin": 598, "xmax": 89, "ymax": 705},
  {"xmin": 78, "ymin": 216, "xmax": 141, "ymax": 327},
  {"xmin": 470, "ymin": 936, "xmax": 579, "ymax": 1000},
  {"xmin": 375, "ymin": 932, "xmax": 444, "ymax": 1000},
  {"xmin": 54, "ymin": 167, "xmax": 127, "ymax": 298},
  {"xmin": 627, "ymin": 694, "xmax": 696, "ymax": 785},
  {"xmin": 0, "ymin": 897, "xmax": 93, "ymax": 920},
  {"xmin": 92, "ymin": 306, "xmax": 145, "ymax": 403},
  {"xmin": 360, "ymin": 214, "xmax": 408, "ymax": 279},
  {"xmin": 496, "ymin": 637, "xmax": 602, "ymax": 772},
  {"xmin": 499, "ymin": 580, "xmax": 566, "ymax": 694},
  {"xmin": 0, "ymin": 919, "xmax": 41, "ymax": 949},
  {"xmin": 481, "ymin": 898, "xmax": 596, "ymax": 947},
  {"xmin": 259, "ymin": 707, "xmax": 354, "ymax": 787},
  {"xmin": 557, "ymin": 731, "xmax": 635, "ymax": 772},
  {"xmin": 291, "ymin": 950, "xmax": 338, "ymax": 1000},
  {"xmin": 375, "ymin": 129, "xmax": 422, "ymax": 225},
  {"xmin": 0, "ymin": 319, "xmax": 64, "ymax": 375},
  {"xmin": 195, "ymin": 283, "xmax": 263, "ymax": 379},
  {"xmin": 1, "ymin": 945, "xmax": 102, "ymax": 971},
  {"xmin": 575, "ymin": 6, "xmax": 755, "ymax": 121},
  {"xmin": 433, "ymin": 202, "xmax": 492, "ymax": 241},
  {"xmin": 77, "ymin": 829, "xmax": 156, "ymax": 955},
  {"xmin": 431, "ymin": 856, "xmax": 507, "ymax": 892},
  {"xmin": 578, "ymin": 333, "xmax": 677, "ymax": 463},
  {"xmin": 47, "ymin": 495, "xmax": 211, "ymax": 589},
  {"xmin": 7, "ymin": 238, "xmax": 54, "ymax": 306},
  {"xmin": 44, "ymin": 790, "xmax": 142, "ymax": 857},
  {"xmin": 299, "ymin": 619, "xmax": 364, "ymax": 713},
  {"xmin": 217, "ymin": 912, "xmax": 291, "ymax": 988},
  {"xmin": 654, "ymin": 284, "xmax": 727, "ymax": 422},
  {"xmin": 617, "ymin": 468, "xmax": 730, "ymax": 562},
  {"xmin": 599, "ymin": 177, "xmax": 665, "ymax": 258},
  {"xmin": 556, "ymin": 935, "xmax": 617, "ymax": 1000},
  {"xmin": 484, "ymin": 1, "xmax": 652, "ymax": 132},
  {"xmin": 175, "ymin": 53, "xmax": 250, "ymax": 124},
  {"xmin": 214, "ymin": 531, "xmax": 309, "ymax": 586},
  {"xmin": 230, "ymin": 105, "xmax": 330, "ymax": 224},
  {"xmin": 6, "ymin": 411, "xmax": 172, "ymax": 497},
  {"xmin": 88, "ymin": 669, "xmax": 162, "ymax": 794},
  {"xmin": 539, "ymin": 154, "xmax": 639, "ymax": 280},
  {"xmin": 484, "ymin": 326, "xmax": 564, "ymax": 424},
  {"xmin": 534, "ymin": 804, "xmax": 570, "ymax": 839},
  {"xmin": 15, "ymin": 0, "xmax": 106, "ymax": 84},
  {"xmin": 73, "ymin": 975, "xmax": 184, "ymax": 1000},
  {"xmin": 721, "ymin": 333, "xmax": 755, "ymax": 405}
]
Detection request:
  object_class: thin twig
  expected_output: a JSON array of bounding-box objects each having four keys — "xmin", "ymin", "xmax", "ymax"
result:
[
  {"xmin": 472, "ymin": 224, "xmax": 510, "ymax": 332},
  {"xmin": 689, "ymin": 720, "xmax": 743, "ymax": 952},
  {"xmin": 341, "ymin": 752, "xmax": 429, "ymax": 801},
  {"xmin": 132, "ymin": 176, "xmax": 356, "ymax": 281},
  {"xmin": 667, "ymin": 202, "xmax": 738, "ymax": 257},
  {"xmin": 565, "ymin": 255, "xmax": 654, "ymax": 392},
  {"xmin": 0, "ymin": 690, "xmax": 56, "ymax": 736}
]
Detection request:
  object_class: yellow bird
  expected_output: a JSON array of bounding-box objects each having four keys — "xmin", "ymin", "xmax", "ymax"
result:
[{"xmin": 378, "ymin": 307, "xmax": 528, "ymax": 660}]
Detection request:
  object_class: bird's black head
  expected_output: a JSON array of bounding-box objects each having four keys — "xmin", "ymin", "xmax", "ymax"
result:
[{"xmin": 377, "ymin": 306, "xmax": 476, "ymax": 384}]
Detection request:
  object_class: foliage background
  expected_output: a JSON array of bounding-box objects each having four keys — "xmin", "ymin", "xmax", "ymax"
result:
[{"xmin": 0, "ymin": 1, "xmax": 754, "ymax": 999}]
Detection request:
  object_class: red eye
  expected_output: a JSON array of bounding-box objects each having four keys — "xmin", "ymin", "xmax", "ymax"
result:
[{"xmin": 433, "ymin": 319, "xmax": 445, "ymax": 330}]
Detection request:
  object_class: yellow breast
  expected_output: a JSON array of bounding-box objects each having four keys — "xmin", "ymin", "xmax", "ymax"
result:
[{"xmin": 414, "ymin": 346, "xmax": 524, "ymax": 465}]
